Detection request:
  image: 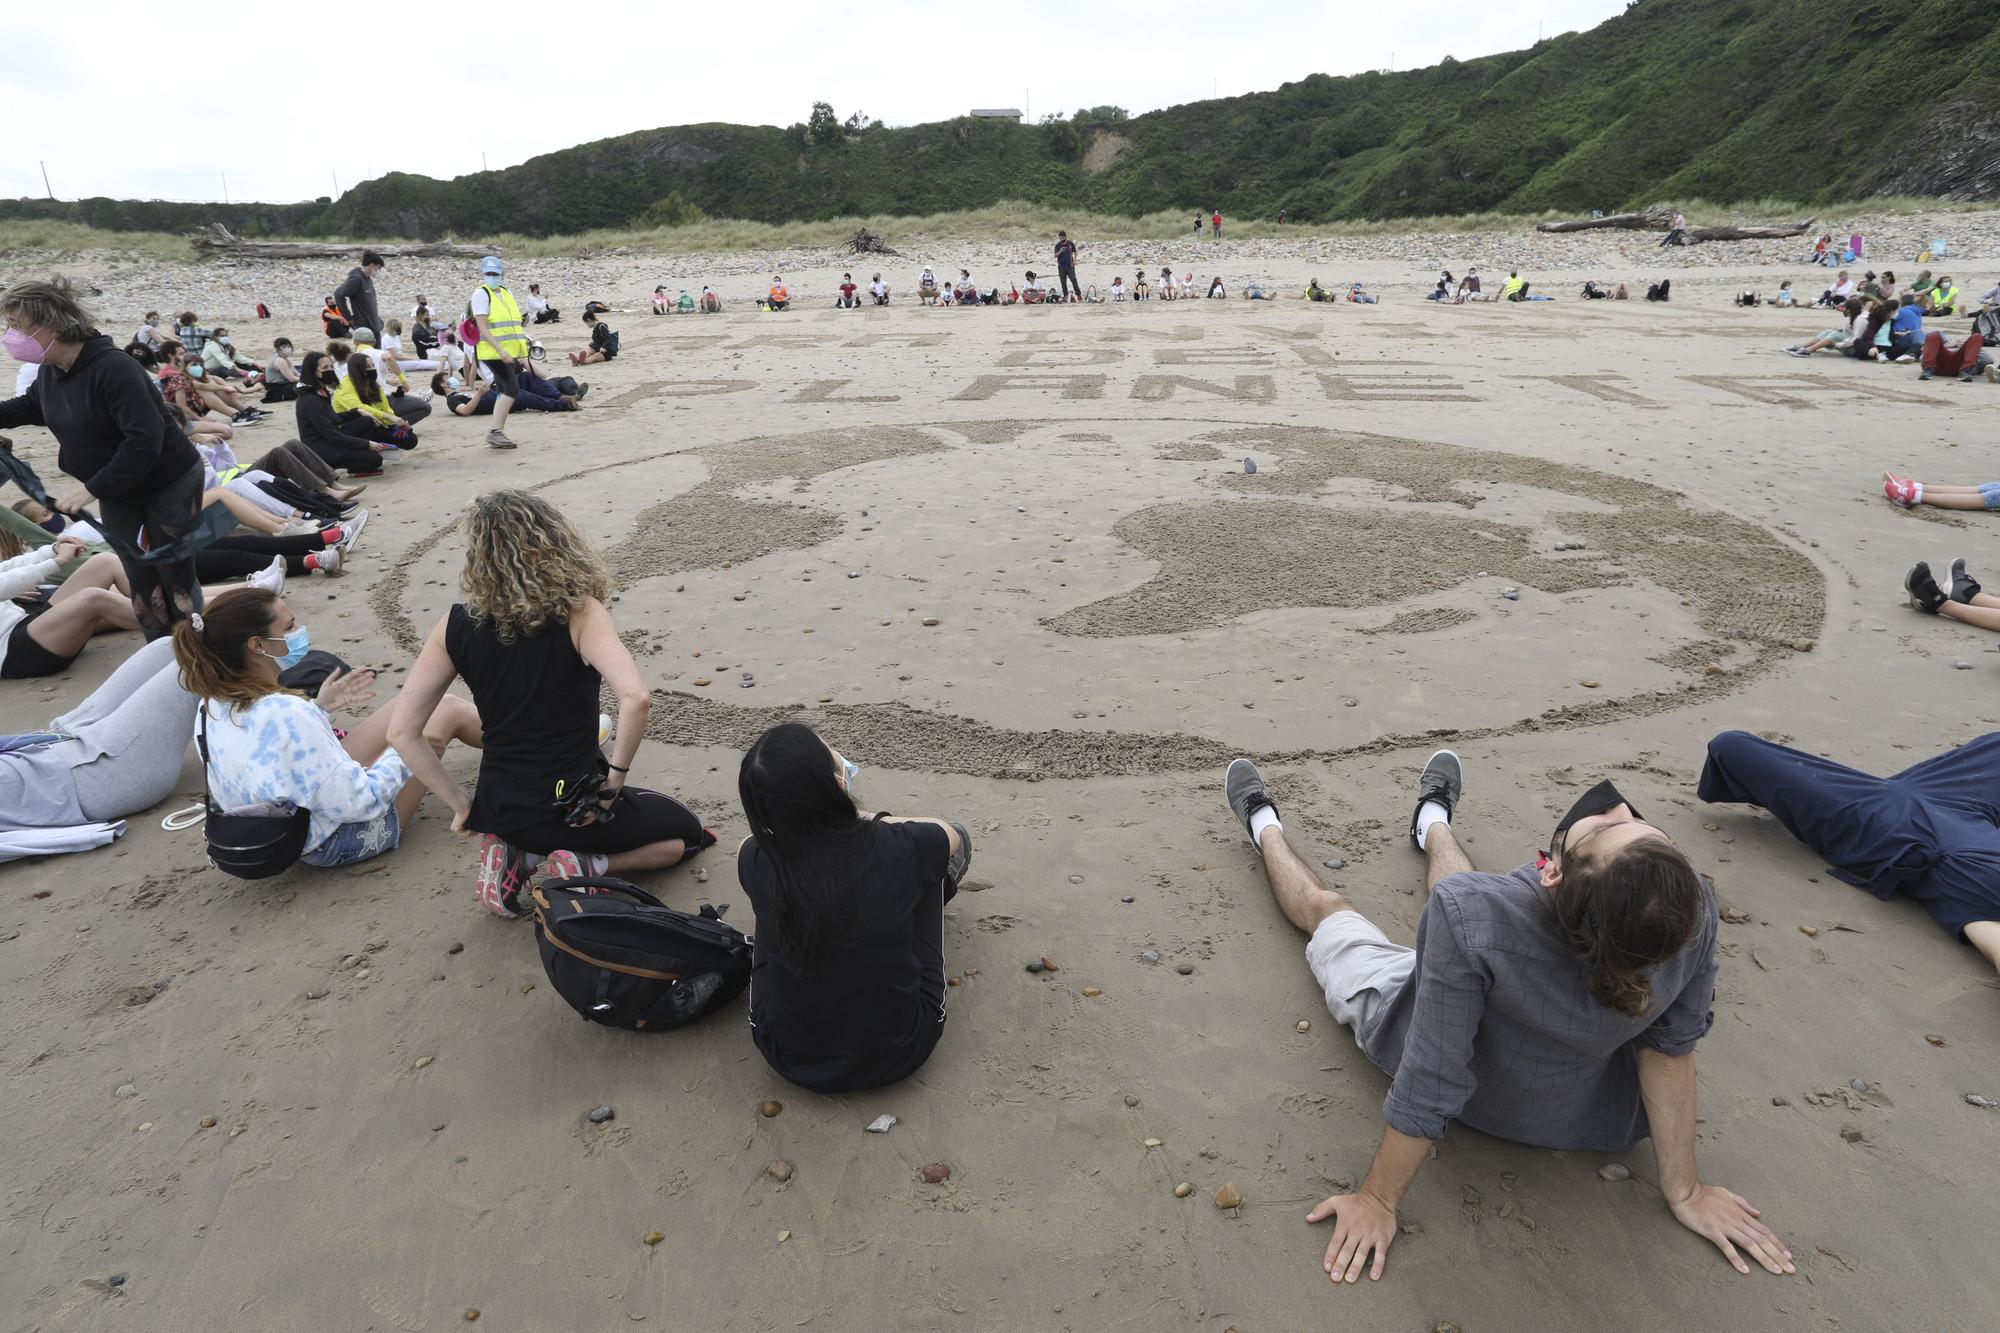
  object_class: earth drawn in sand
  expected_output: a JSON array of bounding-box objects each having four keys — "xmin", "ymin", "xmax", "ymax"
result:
[{"xmin": 379, "ymin": 421, "xmax": 1824, "ymax": 780}]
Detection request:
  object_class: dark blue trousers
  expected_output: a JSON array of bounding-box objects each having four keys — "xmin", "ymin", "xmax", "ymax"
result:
[{"xmin": 1698, "ymin": 730, "xmax": 2000, "ymax": 939}]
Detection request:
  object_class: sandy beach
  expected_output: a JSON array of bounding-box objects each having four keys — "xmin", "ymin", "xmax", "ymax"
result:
[{"xmin": 4, "ymin": 223, "xmax": 1999, "ymax": 1332}]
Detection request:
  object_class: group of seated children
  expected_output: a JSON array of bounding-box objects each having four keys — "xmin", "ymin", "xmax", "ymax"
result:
[
  {"xmin": 650, "ymin": 286, "xmax": 719, "ymax": 314},
  {"xmin": 1787, "ymin": 287, "xmax": 1992, "ymax": 378}
]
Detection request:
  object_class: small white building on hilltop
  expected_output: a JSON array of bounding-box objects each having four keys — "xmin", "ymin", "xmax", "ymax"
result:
[{"xmin": 969, "ymin": 108, "xmax": 1023, "ymax": 121}]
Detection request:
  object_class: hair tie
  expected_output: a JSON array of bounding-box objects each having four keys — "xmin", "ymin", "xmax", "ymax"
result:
[{"xmin": 189, "ymin": 612, "xmax": 205, "ymax": 633}]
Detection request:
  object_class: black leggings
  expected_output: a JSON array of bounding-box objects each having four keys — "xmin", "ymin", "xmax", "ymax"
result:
[
  {"xmin": 194, "ymin": 531, "xmax": 335, "ymax": 580},
  {"xmin": 494, "ymin": 787, "xmax": 707, "ymax": 857},
  {"xmin": 303, "ymin": 432, "xmax": 383, "ymax": 474}
]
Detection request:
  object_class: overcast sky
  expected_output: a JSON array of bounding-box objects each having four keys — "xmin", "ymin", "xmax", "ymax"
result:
[{"xmin": 4, "ymin": 0, "xmax": 1629, "ymax": 204}]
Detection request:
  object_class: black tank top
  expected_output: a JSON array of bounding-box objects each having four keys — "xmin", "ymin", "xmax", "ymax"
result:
[{"xmin": 445, "ymin": 604, "xmax": 602, "ymax": 835}]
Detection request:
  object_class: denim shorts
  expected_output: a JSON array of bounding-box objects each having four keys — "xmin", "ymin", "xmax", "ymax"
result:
[
  {"xmin": 301, "ymin": 809, "xmax": 401, "ymax": 867},
  {"xmin": 1980, "ymin": 483, "xmax": 2000, "ymax": 512}
]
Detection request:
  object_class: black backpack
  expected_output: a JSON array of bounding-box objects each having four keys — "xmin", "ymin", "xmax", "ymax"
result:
[
  {"xmin": 530, "ymin": 877, "xmax": 750, "ymax": 1031},
  {"xmin": 1973, "ymin": 306, "xmax": 2000, "ymax": 343}
]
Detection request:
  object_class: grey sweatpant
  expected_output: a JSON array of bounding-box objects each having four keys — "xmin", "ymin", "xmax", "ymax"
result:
[{"xmin": 52, "ymin": 637, "xmax": 198, "ymax": 822}]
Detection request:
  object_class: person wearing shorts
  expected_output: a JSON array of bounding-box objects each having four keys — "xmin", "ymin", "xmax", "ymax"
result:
[
  {"xmin": 1882, "ymin": 472, "xmax": 2000, "ymax": 511},
  {"xmin": 1219, "ymin": 752, "xmax": 1791, "ymax": 1287}
]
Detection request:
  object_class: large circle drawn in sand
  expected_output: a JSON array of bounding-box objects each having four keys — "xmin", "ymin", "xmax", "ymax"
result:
[{"xmin": 374, "ymin": 419, "xmax": 1824, "ymax": 780}]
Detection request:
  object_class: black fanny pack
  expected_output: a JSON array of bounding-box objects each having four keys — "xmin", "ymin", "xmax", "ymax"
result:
[
  {"xmin": 197, "ymin": 706, "xmax": 310, "ymax": 879},
  {"xmin": 531, "ymin": 877, "xmax": 750, "ymax": 1032}
]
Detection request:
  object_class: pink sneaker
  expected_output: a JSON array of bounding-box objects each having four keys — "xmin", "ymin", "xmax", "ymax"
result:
[
  {"xmin": 541, "ymin": 849, "xmax": 586, "ymax": 883},
  {"xmin": 1883, "ymin": 477, "xmax": 1919, "ymax": 508},
  {"xmin": 475, "ymin": 835, "xmax": 530, "ymax": 918}
]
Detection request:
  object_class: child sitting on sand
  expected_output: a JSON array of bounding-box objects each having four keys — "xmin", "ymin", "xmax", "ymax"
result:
[
  {"xmin": 870, "ymin": 274, "xmax": 889, "ymax": 305},
  {"xmin": 700, "ymin": 287, "xmax": 720, "ymax": 313},
  {"xmin": 569, "ymin": 310, "xmax": 617, "ymax": 365},
  {"xmin": 1207, "ymin": 276, "xmax": 1226, "ymax": 298},
  {"xmin": 1110, "ymin": 276, "xmax": 1126, "ymax": 301},
  {"xmin": 676, "ymin": 289, "xmax": 696, "ymax": 313},
  {"xmin": 651, "ymin": 286, "xmax": 670, "ymax": 315},
  {"xmin": 1133, "ymin": 272, "xmax": 1151, "ymax": 300},
  {"xmin": 1021, "ymin": 272, "xmax": 1046, "ymax": 305}
]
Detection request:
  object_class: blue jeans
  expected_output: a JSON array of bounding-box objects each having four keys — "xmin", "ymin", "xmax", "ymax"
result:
[
  {"xmin": 1699, "ymin": 731, "xmax": 2000, "ymax": 939},
  {"xmin": 301, "ymin": 809, "xmax": 401, "ymax": 867}
]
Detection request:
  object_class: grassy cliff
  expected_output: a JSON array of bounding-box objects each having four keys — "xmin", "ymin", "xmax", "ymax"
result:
[{"xmin": 6, "ymin": 0, "xmax": 1996, "ymax": 239}]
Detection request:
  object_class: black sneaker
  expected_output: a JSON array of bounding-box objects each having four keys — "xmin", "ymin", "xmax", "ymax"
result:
[
  {"xmin": 1409, "ymin": 749, "xmax": 1463, "ymax": 850},
  {"xmin": 1906, "ymin": 561, "xmax": 1947, "ymax": 614},
  {"xmin": 1224, "ymin": 758, "xmax": 1276, "ymax": 847},
  {"xmin": 1947, "ymin": 557, "xmax": 1982, "ymax": 605}
]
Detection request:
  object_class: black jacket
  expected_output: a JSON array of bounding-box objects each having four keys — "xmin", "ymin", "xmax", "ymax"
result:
[
  {"xmin": 332, "ymin": 267, "xmax": 381, "ymax": 337},
  {"xmin": 0, "ymin": 334, "xmax": 200, "ymax": 501},
  {"xmin": 295, "ymin": 383, "xmax": 357, "ymax": 451}
]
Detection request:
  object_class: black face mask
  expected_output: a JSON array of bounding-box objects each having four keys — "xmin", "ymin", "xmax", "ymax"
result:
[
  {"xmin": 318, "ymin": 369, "xmax": 339, "ymax": 388},
  {"xmin": 38, "ymin": 513, "xmax": 65, "ymax": 535},
  {"xmin": 1542, "ymin": 780, "xmax": 1643, "ymax": 868}
]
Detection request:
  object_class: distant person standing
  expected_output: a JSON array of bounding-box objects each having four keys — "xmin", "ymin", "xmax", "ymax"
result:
[
  {"xmin": 1193, "ymin": 214, "xmax": 1204, "ymax": 239},
  {"xmin": 1054, "ymin": 231, "xmax": 1082, "ymax": 303},
  {"xmin": 0, "ymin": 277, "xmax": 205, "ymax": 639},
  {"xmin": 334, "ymin": 251, "xmax": 384, "ymax": 342},
  {"xmin": 469, "ymin": 255, "xmax": 528, "ymax": 451},
  {"xmin": 1211, "ymin": 209, "xmax": 1222, "ymax": 239}
]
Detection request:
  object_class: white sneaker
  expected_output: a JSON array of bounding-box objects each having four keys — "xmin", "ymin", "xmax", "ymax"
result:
[
  {"xmin": 245, "ymin": 554, "xmax": 286, "ymax": 596},
  {"xmin": 339, "ymin": 507, "xmax": 368, "ymax": 552},
  {"xmin": 308, "ymin": 546, "xmax": 343, "ymax": 577}
]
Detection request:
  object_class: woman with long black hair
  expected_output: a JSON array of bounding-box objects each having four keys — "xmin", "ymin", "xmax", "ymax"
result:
[{"xmin": 736, "ymin": 722, "xmax": 971, "ymax": 1093}]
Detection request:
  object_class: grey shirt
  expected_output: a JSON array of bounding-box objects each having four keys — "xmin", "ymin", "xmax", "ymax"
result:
[{"xmin": 1357, "ymin": 864, "xmax": 1719, "ymax": 1152}]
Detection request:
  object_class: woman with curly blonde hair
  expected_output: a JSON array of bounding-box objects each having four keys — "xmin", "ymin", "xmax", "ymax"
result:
[{"xmin": 390, "ymin": 490, "xmax": 713, "ymax": 917}]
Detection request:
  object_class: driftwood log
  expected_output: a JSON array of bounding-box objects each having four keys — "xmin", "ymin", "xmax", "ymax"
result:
[
  {"xmin": 1535, "ymin": 209, "xmax": 1815, "ymax": 243},
  {"xmin": 187, "ymin": 223, "xmax": 498, "ymax": 261},
  {"xmin": 844, "ymin": 227, "xmax": 899, "ymax": 256}
]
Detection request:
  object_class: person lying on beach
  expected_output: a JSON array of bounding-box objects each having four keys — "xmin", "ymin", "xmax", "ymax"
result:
[
  {"xmin": 1916, "ymin": 329, "xmax": 1991, "ymax": 382},
  {"xmin": 735, "ymin": 720, "xmax": 970, "ymax": 1093},
  {"xmin": 436, "ymin": 371, "xmax": 578, "ymax": 415},
  {"xmin": 1698, "ymin": 730, "xmax": 2000, "ymax": 974},
  {"xmin": 392, "ymin": 491, "xmax": 713, "ymax": 915},
  {"xmin": 1347, "ymin": 283, "xmax": 1378, "ymax": 304},
  {"xmin": 1304, "ymin": 279, "xmax": 1330, "ymax": 302},
  {"xmin": 1903, "ymin": 555, "xmax": 2000, "ymax": 647},
  {"xmin": 0, "ymin": 636, "xmax": 197, "ymax": 861},
  {"xmin": 1245, "ymin": 278, "xmax": 1267, "ymax": 300},
  {"xmin": 569, "ymin": 310, "xmax": 617, "ymax": 365},
  {"xmin": 1222, "ymin": 752, "xmax": 1792, "ymax": 1285},
  {"xmin": 1884, "ymin": 470, "xmax": 2000, "ymax": 514}
]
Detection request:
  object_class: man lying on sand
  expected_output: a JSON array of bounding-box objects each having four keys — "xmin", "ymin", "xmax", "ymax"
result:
[
  {"xmin": 1223, "ymin": 752, "xmax": 1794, "ymax": 1286},
  {"xmin": 1699, "ymin": 731, "xmax": 2000, "ymax": 974}
]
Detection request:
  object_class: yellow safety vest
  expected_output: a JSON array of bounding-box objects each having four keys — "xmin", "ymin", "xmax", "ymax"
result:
[
  {"xmin": 476, "ymin": 282, "xmax": 528, "ymax": 362},
  {"xmin": 1933, "ymin": 284, "xmax": 1959, "ymax": 310}
]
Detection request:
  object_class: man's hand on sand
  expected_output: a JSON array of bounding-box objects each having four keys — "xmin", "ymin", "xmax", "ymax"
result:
[
  {"xmin": 1307, "ymin": 1190, "xmax": 1398, "ymax": 1283},
  {"xmin": 1668, "ymin": 1183, "xmax": 1794, "ymax": 1275}
]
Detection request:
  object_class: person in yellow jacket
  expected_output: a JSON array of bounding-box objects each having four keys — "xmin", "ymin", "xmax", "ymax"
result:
[
  {"xmin": 1501, "ymin": 270, "xmax": 1529, "ymax": 302},
  {"xmin": 469, "ymin": 255, "xmax": 528, "ymax": 450},
  {"xmin": 1923, "ymin": 276, "xmax": 1962, "ymax": 317},
  {"xmin": 767, "ymin": 276, "xmax": 790, "ymax": 310},
  {"xmin": 330, "ymin": 353, "xmax": 421, "ymax": 447}
]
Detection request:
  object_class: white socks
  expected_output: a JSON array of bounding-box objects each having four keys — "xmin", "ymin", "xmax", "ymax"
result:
[
  {"xmin": 1415, "ymin": 801, "xmax": 1450, "ymax": 850},
  {"xmin": 1248, "ymin": 805, "xmax": 1282, "ymax": 848}
]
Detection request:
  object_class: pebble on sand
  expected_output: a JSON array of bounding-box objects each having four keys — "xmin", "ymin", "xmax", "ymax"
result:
[
  {"xmin": 921, "ymin": 1162, "xmax": 952, "ymax": 1184},
  {"xmin": 1124, "ymin": 1095, "xmax": 1141, "ymax": 1108},
  {"xmin": 1174, "ymin": 1183, "xmax": 1194, "ymax": 1198},
  {"xmin": 1799, "ymin": 925, "xmax": 1820, "ymax": 937},
  {"xmin": 767, "ymin": 1159, "xmax": 795, "ymax": 1183},
  {"xmin": 464, "ymin": 1310, "xmax": 480, "ymax": 1322},
  {"xmin": 760, "ymin": 1100, "xmax": 784, "ymax": 1118},
  {"xmin": 644, "ymin": 1231, "xmax": 665, "ymax": 1246},
  {"xmin": 778, "ymin": 1231, "xmax": 792, "ymax": 1243},
  {"xmin": 1144, "ymin": 1138, "xmax": 1164, "ymax": 1148},
  {"xmin": 1297, "ymin": 1020, "xmax": 1312, "ymax": 1033},
  {"xmin": 1597, "ymin": 1164, "xmax": 1631, "ymax": 1182},
  {"xmin": 865, "ymin": 1114, "xmax": 898, "ymax": 1133},
  {"xmin": 115, "ymin": 1084, "xmax": 137, "ymax": 1099},
  {"xmin": 1323, "ymin": 858, "xmax": 1345, "ymax": 870},
  {"xmin": 1082, "ymin": 986, "xmax": 1102, "ymax": 997},
  {"xmin": 1967, "ymin": 1094, "xmax": 1999, "ymax": 1109},
  {"xmin": 1140, "ymin": 951, "xmax": 1160, "ymax": 964},
  {"xmin": 1924, "ymin": 1033, "xmax": 1947, "ymax": 1047},
  {"xmin": 1213, "ymin": 1183, "xmax": 1244, "ymax": 1210},
  {"xmin": 199, "ymin": 1115, "xmax": 217, "ymax": 1129},
  {"xmin": 1578, "ymin": 679, "xmax": 1601, "ymax": 689},
  {"xmin": 921, "ymin": 617, "xmax": 941, "ymax": 626},
  {"xmin": 414, "ymin": 1056, "xmax": 434, "ymax": 1069},
  {"xmin": 448, "ymin": 942, "xmax": 464, "ymax": 955},
  {"xmin": 589, "ymin": 1105, "xmax": 616, "ymax": 1124},
  {"xmin": 1025, "ymin": 960, "xmax": 1045, "ymax": 973},
  {"xmin": 1175, "ymin": 963, "xmax": 1195, "ymax": 975}
]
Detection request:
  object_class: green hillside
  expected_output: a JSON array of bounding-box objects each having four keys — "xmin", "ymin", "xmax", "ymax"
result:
[{"xmin": 7, "ymin": 0, "xmax": 1997, "ymax": 239}]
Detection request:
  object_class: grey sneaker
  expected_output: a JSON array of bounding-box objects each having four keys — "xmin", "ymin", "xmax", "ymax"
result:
[
  {"xmin": 338, "ymin": 507, "xmax": 368, "ymax": 552},
  {"xmin": 1984, "ymin": 364, "xmax": 1999, "ymax": 384},
  {"xmin": 1410, "ymin": 749, "xmax": 1464, "ymax": 850},
  {"xmin": 1224, "ymin": 758, "xmax": 1276, "ymax": 848},
  {"xmin": 309, "ymin": 546, "xmax": 343, "ymax": 577},
  {"xmin": 1948, "ymin": 557, "xmax": 1982, "ymax": 605},
  {"xmin": 487, "ymin": 429, "xmax": 517, "ymax": 450}
]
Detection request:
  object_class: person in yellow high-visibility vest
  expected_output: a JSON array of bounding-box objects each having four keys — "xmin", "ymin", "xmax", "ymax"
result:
[{"xmin": 469, "ymin": 255, "xmax": 529, "ymax": 450}]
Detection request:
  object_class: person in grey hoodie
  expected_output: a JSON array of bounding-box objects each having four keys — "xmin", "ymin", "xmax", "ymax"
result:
[{"xmin": 332, "ymin": 251, "xmax": 385, "ymax": 342}]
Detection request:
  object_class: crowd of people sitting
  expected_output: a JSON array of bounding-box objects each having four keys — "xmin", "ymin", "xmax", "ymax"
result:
[{"xmin": 7, "ymin": 229, "xmax": 2000, "ymax": 1295}]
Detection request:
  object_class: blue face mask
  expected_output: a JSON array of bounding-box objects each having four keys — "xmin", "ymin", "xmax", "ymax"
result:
[
  {"xmin": 38, "ymin": 513, "xmax": 64, "ymax": 535},
  {"xmin": 187, "ymin": 363, "xmax": 205, "ymax": 378},
  {"xmin": 447, "ymin": 375, "xmax": 463, "ymax": 390},
  {"xmin": 267, "ymin": 625, "xmax": 310, "ymax": 670}
]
